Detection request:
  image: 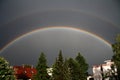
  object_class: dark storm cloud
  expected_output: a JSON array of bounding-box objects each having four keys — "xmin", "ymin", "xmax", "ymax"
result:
[
  {"xmin": 0, "ymin": 0, "xmax": 120, "ymax": 47},
  {"xmin": 0, "ymin": 9, "xmax": 120, "ymax": 49},
  {"xmin": 0, "ymin": 0, "xmax": 120, "ymax": 26}
]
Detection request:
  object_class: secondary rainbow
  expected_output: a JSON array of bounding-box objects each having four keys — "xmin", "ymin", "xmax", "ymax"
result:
[{"xmin": 0, "ymin": 26, "xmax": 112, "ymax": 54}]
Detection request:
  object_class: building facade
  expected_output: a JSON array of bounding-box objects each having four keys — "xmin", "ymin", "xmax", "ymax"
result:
[{"xmin": 92, "ymin": 60, "xmax": 117, "ymax": 80}]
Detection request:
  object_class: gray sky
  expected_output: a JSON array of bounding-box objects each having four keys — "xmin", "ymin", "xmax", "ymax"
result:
[
  {"xmin": 0, "ymin": 28, "xmax": 114, "ymax": 74},
  {"xmin": 0, "ymin": 0, "xmax": 120, "ymax": 73},
  {"xmin": 0, "ymin": 0, "xmax": 120, "ymax": 49}
]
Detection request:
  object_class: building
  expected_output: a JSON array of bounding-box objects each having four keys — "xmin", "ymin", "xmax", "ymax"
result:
[
  {"xmin": 92, "ymin": 60, "xmax": 117, "ymax": 80},
  {"xmin": 47, "ymin": 68, "xmax": 53, "ymax": 77},
  {"xmin": 93, "ymin": 65, "xmax": 102, "ymax": 80},
  {"xmin": 13, "ymin": 65, "xmax": 37, "ymax": 80},
  {"xmin": 13, "ymin": 65, "xmax": 53, "ymax": 80}
]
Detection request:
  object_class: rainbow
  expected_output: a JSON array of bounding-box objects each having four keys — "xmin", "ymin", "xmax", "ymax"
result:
[
  {"xmin": 0, "ymin": 26, "xmax": 111, "ymax": 54},
  {"xmin": 4, "ymin": 9, "xmax": 119, "ymax": 29}
]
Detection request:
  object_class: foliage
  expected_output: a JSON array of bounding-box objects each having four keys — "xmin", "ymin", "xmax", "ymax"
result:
[
  {"xmin": 63, "ymin": 58, "xmax": 71, "ymax": 80},
  {"xmin": 112, "ymin": 34, "xmax": 120, "ymax": 79},
  {"xmin": 75, "ymin": 52, "xmax": 89, "ymax": 72},
  {"xmin": 102, "ymin": 64, "xmax": 117, "ymax": 80},
  {"xmin": 33, "ymin": 52, "xmax": 49, "ymax": 80},
  {"xmin": 0, "ymin": 57, "xmax": 16, "ymax": 80},
  {"xmin": 67, "ymin": 58, "xmax": 80, "ymax": 80},
  {"xmin": 66, "ymin": 53, "xmax": 88, "ymax": 80},
  {"xmin": 52, "ymin": 50, "xmax": 65, "ymax": 80},
  {"xmin": 52, "ymin": 51, "xmax": 89, "ymax": 80},
  {"xmin": 75, "ymin": 52, "xmax": 89, "ymax": 80}
]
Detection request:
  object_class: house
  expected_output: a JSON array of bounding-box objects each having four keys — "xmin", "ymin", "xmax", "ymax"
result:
[
  {"xmin": 13, "ymin": 65, "xmax": 37, "ymax": 80},
  {"xmin": 93, "ymin": 65, "xmax": 102, "ymax": 80},
  {"xmin": 13, "ymin": 65, "xmax": 53, "ymax": 80},
  {"xmin": 92, "ymin": 60, "xmax": 117, "ymax": 80}
]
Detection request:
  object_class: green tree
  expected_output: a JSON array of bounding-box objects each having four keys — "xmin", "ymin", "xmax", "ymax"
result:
[
  {"xmin": 63, "ymin": 58, "xmax": 71, "ymax": 80},
  {"xmin": 67, "ymin": 58, "xmax": 80, "ymax": 80},
  {"xmin": 75, "ymin": 52, "xmax": 89, "ymax": 72},
  {"xmin": 75, "ymin": 52, "xmax": 89, "ymax": 80},
  {"xmin": 52, "ymin": 50, "xmax": 65, "ymax": 80},
  {"xmin": 68, "ymin": 58, "xmax": 86, "ymax": 80},
  {"xmin": 52, "ymin": 58, "xmax": 59, "ymax": 80},
  {"xmin": 112, "ymin": 34, "xmax": 120, "ymax": 79},
  {"xmin": 34, "ymin": 52, "xmax": 49, "ymax": 80},
  {"xmin": 0, "ymin": 57, "xmax": 16, "ymax": 80}
]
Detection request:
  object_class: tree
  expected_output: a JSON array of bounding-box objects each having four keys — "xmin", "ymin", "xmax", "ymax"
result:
[
  {"xmin": 67, "ymin": 58, "xmax": 80, "ymax": 80},
  {"xmin": 52, "ymin": 51, "xmax": 89, "ymax": 80},
  {"xmin": 34, "ymin": 52, "xmax": 49, "ymax": 80},
  {"xmin": 52, "ymin": 50, "xmax": 65, "ymax": 80},
  {"xmin": 75, "ymin": 52, "xmax": 89, "ymax": 72},
  {"xmin": 63, "ymin": 58, "xmax": 71, "ymax": 80},
  {"xmin": 0, "ymin": 57, "xmax": 16, "ymax": 80},
  {"xmin": 112, "ymin": 34, "xmax": 120, "ymax": 79},
  {"xmin": 75, "ymin": 52, "xmax": 89, "ymax": 80}
]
